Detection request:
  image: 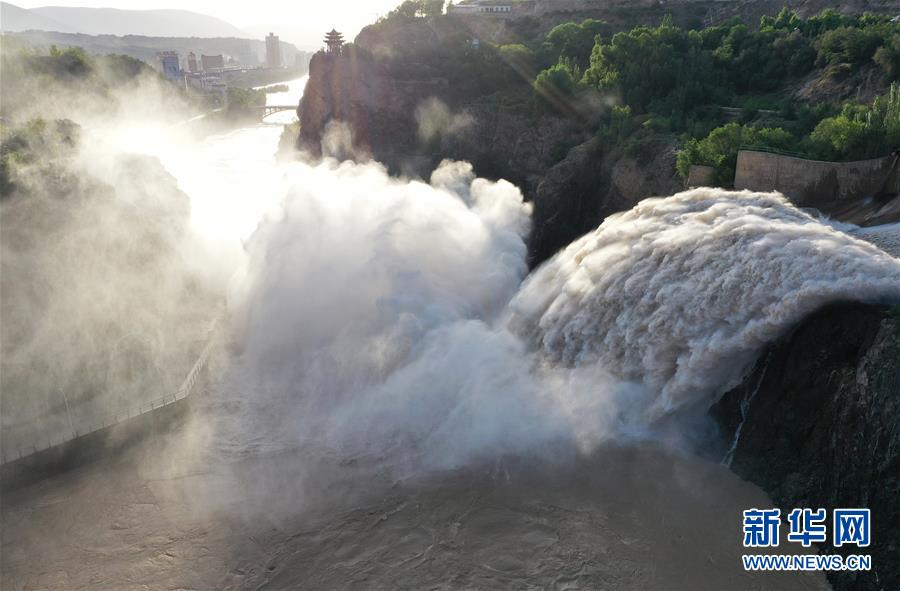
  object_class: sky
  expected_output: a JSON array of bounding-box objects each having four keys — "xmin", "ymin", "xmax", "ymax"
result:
[{"xmin": 10, "ymin": 0, "xmax": 405, "ymax": 48}]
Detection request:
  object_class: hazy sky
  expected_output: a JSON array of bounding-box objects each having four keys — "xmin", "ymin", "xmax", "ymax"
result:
[{"xmin": 11, "ymin": 0, "xmax": 405, "ymax": 47}]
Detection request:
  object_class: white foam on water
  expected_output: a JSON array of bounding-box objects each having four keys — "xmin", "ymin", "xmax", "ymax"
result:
[
  {"xmin": 229, "ymin": 172, "xmax": 900, "ymax": 470},
  {"xmin": 508, "ymin": 188, "xmax": 900, "ymax": 416},
  {"xmin": 851, "ymin": 222, "xmax": 900, "ymax": 257}
]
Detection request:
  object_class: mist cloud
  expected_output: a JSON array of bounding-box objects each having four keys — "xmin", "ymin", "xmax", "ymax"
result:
[
  {"xmin": 223, "ymin": 176, "xmax": 900, "ymax": 476},
  {"xmin": 416, "ymin": 98, "xmax": 474, "ymax": 143}
]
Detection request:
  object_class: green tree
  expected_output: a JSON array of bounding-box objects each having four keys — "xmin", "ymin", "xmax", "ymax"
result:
[
  {"xmin": 422, "ymin": 0, "xmax": 445, "ymax": 18},
  {"xmin": 98, "ymin": 54, "xmax": 154, "ymax": 82},
  {"xmin": 584, "ymin": 20, "xmax": 721, "ymax": 113},
  {"xmin": 715, "ymin": 25, "xmax": 815, "ymax": 92},
  {"xmin": 803, "ymin": 9, "xmax": 855, "ymax": 37},
  {"xmin": 498, "ymin": 44, "xmax": 538, "ymax": 78},
  {"xmin": 875, "ymin": 35, "xmax": 900, "ymax": 80},
  {"xmin": 387, "ymin": 0, "xmax": 420, "ymax": 20},
  {"xmin": 808, "ymin": 115, "xmax": 869, "ymax": 159},
  {"xmin": 676, "ymin": 123, "xmax": 794, "ymax": 185},
  {"xmin": 543, "ymin": 19, "xmax": 609, "ymax": 69},
  {"xmin": 760, "ymin": 7, "xmax": 802, "ymax": 31},
  {"xmin": 808, "ymin": 83, "xmax": 900, "ymax": 159},
  {"xmin": 534, "ymin": 58, "xmax": 581, "ymax": 114},
  {"xmin": 37, "ymin": 46, "xmax": 93, "ymax": 78},
  {"xmin": 386, "ymin": 0, "xmax": 443, "ymax": 20},
  {"xmin": 817, "ymin": 26, "xmax": 883, "ymax": 66},
  {"xmin": 225, "ymin": 87, "xmax": 266, "ymax": 112}
]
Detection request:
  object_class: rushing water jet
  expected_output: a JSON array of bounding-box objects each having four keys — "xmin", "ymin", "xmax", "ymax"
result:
[{"xmin": 509, "ymin": 188, "xmax": 900, "ymax": 416}]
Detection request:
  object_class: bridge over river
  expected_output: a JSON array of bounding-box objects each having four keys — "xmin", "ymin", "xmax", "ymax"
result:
[{"xmin": 257, "ymin": 105, "xmax": 298, "ymax": 118}]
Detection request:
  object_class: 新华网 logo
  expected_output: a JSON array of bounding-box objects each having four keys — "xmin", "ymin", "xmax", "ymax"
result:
[{"xmin": 741, "ymin": 507, "xmax": 872, "ymax": 572}]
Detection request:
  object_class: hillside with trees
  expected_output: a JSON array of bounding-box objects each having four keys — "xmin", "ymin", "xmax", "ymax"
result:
[{"xmin": 299, "ymin": 1, "xmax": 900, "ymax": 264}]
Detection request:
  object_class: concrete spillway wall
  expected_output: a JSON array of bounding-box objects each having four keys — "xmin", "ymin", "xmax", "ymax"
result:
[
  {"xmin": 733, "ymin": 149, "xmax": 899, "ymax": 209},
  {"xmin": 0, "ymin": 317, "xmax": 220, "ymax": 489},
  {"xmin": 0, "ymin": 327, "xmax": 217, "ymax": 467},
  {"xmin": 0, "ymin": 395, "xmax": 193, "ymax": 490}
]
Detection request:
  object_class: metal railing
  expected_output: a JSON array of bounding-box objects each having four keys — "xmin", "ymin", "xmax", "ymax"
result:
[
  {"xmin": 738, "ymin": 144, "xmax": 814, "ymax": 159},
  {"xmin": 0, "ymin": 316, "xmax": 220, "ymax": 466},
  {"xmin": 739, "ymin": 145, "xmax": 900, "ymax": 165}
]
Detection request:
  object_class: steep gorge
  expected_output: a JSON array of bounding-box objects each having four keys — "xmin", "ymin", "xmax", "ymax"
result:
[{"xmin": 296, "ymin": 17, "xmax": 900, "ymax": 591}]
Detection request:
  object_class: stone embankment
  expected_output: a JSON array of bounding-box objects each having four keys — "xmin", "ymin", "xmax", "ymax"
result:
[{"xmin": 734, "ymin": 149, "xmax": 899, "ymax": 225}]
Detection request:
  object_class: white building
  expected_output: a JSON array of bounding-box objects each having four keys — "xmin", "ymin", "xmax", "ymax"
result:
[{"xmin": 449, "ymin": 1, "xmax": 516, "ymax": 16}]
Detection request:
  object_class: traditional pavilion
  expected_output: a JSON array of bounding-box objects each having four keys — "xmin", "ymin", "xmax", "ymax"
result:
[{"xmin": 324, "ymin": 29, "xmax": 345, "ymax": 55}]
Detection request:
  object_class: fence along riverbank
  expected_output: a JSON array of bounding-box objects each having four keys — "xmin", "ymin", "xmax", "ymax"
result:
[{"xmin": 0, "ymin": 315, "xmax": 221, "ymax": 487}]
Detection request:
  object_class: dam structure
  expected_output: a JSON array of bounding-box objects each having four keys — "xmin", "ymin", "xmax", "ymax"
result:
[{"xmin": 733, "ymin": 148, "xmax": 900, "ymax": 225}]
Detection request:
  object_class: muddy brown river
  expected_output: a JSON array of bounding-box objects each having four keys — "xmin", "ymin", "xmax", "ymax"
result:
[{"xmin": 2, "ymin": 384, "xmax": 829, "ymax": 590}]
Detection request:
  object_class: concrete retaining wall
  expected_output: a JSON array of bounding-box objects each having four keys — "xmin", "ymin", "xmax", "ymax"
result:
[
  {"xmin": 733, "ymin": 150, "xmax": 898, "ymax": 208},
  {"xmin": 687, "ymin": 164, "xmax": 716, "ymax": 188},
  {"xmin": 0, "ymin": 395, "xmax": 193, "ymax": 490},
  {"xmin": 0, "ymin": 317, "xmax": 220, "ymax": 489}
]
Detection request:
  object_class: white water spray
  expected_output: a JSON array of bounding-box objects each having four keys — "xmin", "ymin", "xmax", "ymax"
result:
[
  {"xmin": 508, "ymin": 188, "xmax": 900, "ymax": 417},
  {"xmin": 226, "ymin": 169, "xmax": 900, "ymax": 472}
]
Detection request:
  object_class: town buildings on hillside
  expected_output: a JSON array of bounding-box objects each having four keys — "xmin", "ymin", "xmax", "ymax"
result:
[{"xmin": 154, "ymin": 30, "xmax": 300, "ymax": 105}]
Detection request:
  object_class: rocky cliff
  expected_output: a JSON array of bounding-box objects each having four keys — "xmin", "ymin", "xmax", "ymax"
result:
[
  {"xmin": 298, "ymin": 18, "xmax": 581, "ymax": 182},
  {"xmin": 713, "ymin": 303, "xmax": 900, "ymax": 591},
  {"xmin": 297, "ymin": 18, "xmax": 683, "ymax": 265},
  {"xmin": 528, "ymin": 135, "xmax": 682, "ymax": 263},
  {"xmin": 299, "ymin": 47, "xmax": 415, "ymax": 163}
]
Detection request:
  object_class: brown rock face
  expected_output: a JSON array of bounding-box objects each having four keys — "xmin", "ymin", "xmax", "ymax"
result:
[
  {"xmin": 298, "ymin": 48, "xmax": 426, "ymax": 164},
  {"xmin": 713, "ymin": 303, "xmax": 900, "ymax": 591},
  {"xmin": 529, "ymin": 136, "xmax": 683, "ymax": 264},
  {"xmin": 298, "ymin": 24, "xmax": 577, "ymax": 182},
  {"xmin": 607, "ymin": 142, "xmax": 682, "ymax": 213}
]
